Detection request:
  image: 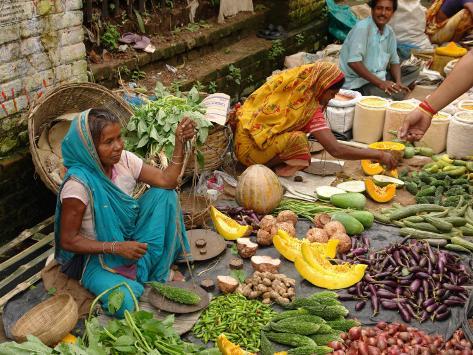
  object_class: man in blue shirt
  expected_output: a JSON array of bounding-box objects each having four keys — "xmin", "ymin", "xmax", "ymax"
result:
[{"xmin": 339, "ymin": 0, "xmax": 419, "ymax": 99}]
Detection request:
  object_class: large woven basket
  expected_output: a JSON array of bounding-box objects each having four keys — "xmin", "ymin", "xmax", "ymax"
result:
[
  {"xmin": 11, "ymin": 293, "xmax": 78, "ymax": 346},
  {"xmin": 180, "ymin": 191, "xmax": 210, "ymax": 229},
  {"xmin": 28, "ymin": 82, "xmax": 134, "ymax": 194}
]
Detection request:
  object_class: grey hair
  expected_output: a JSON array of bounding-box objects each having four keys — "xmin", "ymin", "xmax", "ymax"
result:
[{"xmin": 87, "ymin": 108, "xmax": 121, "ymax": 146}]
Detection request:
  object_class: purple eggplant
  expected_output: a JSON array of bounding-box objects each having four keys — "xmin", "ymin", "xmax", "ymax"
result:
[
  {"xmin": 377, "ymin": 289, "xmax": 396, "ymax": 299},
  {"xmin": 410, "ymin": 279, "xmax": 422, "ymax": 293},
  {"xmin": 355, "ymin": 300, "xmax": 366, "ymax": 311},
  {"xmin": 381, "ymin": 300, "xmax": 398, "ymax": 310},
  {"xmin": 443, "ymin": 283, "xmax": 465, "ymax": 292},
  {"xmin": 398, "ymin": 302, "xmax": 412, "ymax": 323}
]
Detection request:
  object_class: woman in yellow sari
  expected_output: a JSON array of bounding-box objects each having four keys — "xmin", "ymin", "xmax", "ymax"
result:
[
  {"xmin": 234, "ymin": 62, "xmax": 399, "ymax": 176},
  {"xmin": 426, "ymin": 0, "xmax": 473, "ymax": 44}
]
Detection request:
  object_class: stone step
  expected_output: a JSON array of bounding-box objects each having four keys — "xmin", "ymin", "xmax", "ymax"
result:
[
  {"xmin": 91, "ymin": 10, "xmax": 267, "ymax": 86},
  {"xmin": 134, "ymin": 16, "xmax": 329, "ymax": 100}
]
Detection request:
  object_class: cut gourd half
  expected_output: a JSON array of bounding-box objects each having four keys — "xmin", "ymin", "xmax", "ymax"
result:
[
  {"xmin": 336, "ymin": 181, "xmax": 366, "ymax": 193},
  {"xmin": 315, "ymin": 186, "xmax": 346, "ymax": 200},
  {"xmin": 210, "ymin": 206, "xmax": 252, "ymax": 240},
  {"xmin": 373, "ymin": 175, "xmax": 405, "ymax": 187}
]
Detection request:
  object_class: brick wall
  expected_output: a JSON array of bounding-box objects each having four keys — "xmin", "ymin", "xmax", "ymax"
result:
[{"xmin": 0, "ymin": 0, "xmax": 88, "ymax": 242}]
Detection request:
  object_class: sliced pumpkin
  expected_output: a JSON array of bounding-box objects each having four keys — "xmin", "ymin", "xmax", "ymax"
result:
[
  {"xmin": 295, "ymin": 245, "xmax": 367, "ymax": 289},
  {"xmin": 361, "ymin": 160, "xmax": 384, "ymax": 175},
  {"xmin": 210, "ymin": 206, "xmax": 252, "ymax": 240},
  {"xmin": 217, "ymin": 334, "xmax": 255, "ymax": 355},
  {"xmin": 274, "ymin": 230, "xmax": 338, "ymax": 262},
  {"xmin": 368, "ymin": 141, "xmax": 405, "ymax": 151},
  {"xmin": 365, "ymin": 178, "xmax": 396, "ymax": 203}
]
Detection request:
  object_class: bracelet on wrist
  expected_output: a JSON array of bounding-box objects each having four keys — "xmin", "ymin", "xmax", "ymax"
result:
[
  {"xmin": 419, "ymin": 100, "xmax": 437, "ymax": 116},
  {"xmin": 417, "ymin": 106, "xmax": 433, "ymax": 118}
]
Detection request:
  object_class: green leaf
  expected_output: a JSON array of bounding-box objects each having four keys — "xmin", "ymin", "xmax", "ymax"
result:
[
  {"xmin": 114, "ymin": 335, "xmax": 135, "ymax": 347},
  {"xmin": 188, "ymin": 87, "xmax": 200, "ymax": 103},
  {"xmin": 196, "ymin": 150, "xmax": 205, "ymax": 170},
  {"xmin": 47, "ymin": 287, "xmax": 56, "ymax": 295},
  {"xmin": 230, "ymin": 269, "xmax": 247, "ymax": 283},
  {"xmin": 0, "ymin": 335, "xmax": 53, "ymax": 355},
  {"xmin": 149, "ymin": 125, "xmax": 159, "ymax": 141},
  {"xmin": 137, "ymin": 134, "xmax": 149, "ymax": 148},
  {"xmin": 230, "ymin": 243, "xmax": 238, "ymax": 255},
  {"xmin": 126, "ymin": 120, "xmax": 137, "ymax": 131},
  {"xmin": 137, "ymin": 119, "xmax": 148, "ymax": 136},
  {"xmin": 133, "ymin": 9, "xmax": 146, "ymax": 34},
  {"xmin": 108, "ymin": 289, "xmax": 125, "ymax": 314}
]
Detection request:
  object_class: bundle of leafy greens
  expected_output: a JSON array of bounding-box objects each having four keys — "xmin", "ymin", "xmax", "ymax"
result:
[
  {"xmin": 124, "ymin": 83, "xmax": 213, "ymax": 167},
  {"xmin": 0, "ymin": 283, "xmax": 219, "ymax": 355}
]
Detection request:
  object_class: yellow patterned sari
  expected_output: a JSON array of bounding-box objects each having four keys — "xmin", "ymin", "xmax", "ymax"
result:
[{"xmin": 234, "ymin": 62, "xmax": 344, "ymax": 170}]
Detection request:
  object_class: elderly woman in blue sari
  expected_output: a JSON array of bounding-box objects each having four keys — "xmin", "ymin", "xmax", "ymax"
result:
[{"xmin": 55, "ymin": 108, "xmax": 196, "ymax": 317}]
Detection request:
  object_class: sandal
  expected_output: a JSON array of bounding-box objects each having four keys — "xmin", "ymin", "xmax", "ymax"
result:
[
  {"xmin": 119, "ymin": 32, "xmax": 142, "ymax": 44},
  {"xmin": 257, "ymin": 24, "xmax": 287, "ymax": 40}
]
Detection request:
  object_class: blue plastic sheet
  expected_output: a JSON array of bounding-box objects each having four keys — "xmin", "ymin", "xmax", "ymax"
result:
[{"xmin": 326, "ymin": 0, "xmax": 358, "ymax": 42}]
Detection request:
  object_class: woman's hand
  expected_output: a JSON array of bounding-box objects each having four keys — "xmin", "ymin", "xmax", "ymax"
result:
[
  {"xmin": 399, "ymin": 108, "xmax": 432, "ymax": 142},
  {"xmin": 175, "ymin": 117, "xmax": 197, "ymax": 144},
  {"xmin": 378, "ymin": 150, "xmax": 400, "ymax": 170},
  {"xmin": 115, "ymin": 241, "xmax": 148, "ymax": 260}
]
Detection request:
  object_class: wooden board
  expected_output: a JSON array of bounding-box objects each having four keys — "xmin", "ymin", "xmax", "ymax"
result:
[
  {"xmin": 180, "ymin": 229, "xmax": 226, "ymax": 262},
  {"xmin": 148, "ymin": 281, "xmax": 210, "ymax": 314}
]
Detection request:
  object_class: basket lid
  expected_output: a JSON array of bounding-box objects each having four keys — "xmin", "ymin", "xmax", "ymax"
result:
[
  {"xmin": 454, "ymin": 111, "xmax": 473, "ymax": 124},
  {"xmin": 458, "ymin": 99, "xmax": 473, "ymax": 112},
  {"xmin": 432, "ymin": 111, "xmax": 451, "ymax": 122}
]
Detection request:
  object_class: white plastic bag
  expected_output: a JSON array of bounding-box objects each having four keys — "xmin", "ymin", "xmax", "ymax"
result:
[
  {"xmin": 328, "ymin": 89, "xmax": 361, "ymax": 108},
  {"xmin": 326, "ymin": 106, "xmax": 356, "ymax": 134}
]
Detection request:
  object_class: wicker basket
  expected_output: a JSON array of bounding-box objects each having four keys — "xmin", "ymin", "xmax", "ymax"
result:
[
  {"xmin": 11, "ymin": 293, "xmax": 78, "ymax": 346},
  {"xmin": 28, "ymin": 82, "xmax": 134, "ymax": 194},
  {"xmin": 180, "ymin": 191, "xmax": 210, "ymax": 229}
]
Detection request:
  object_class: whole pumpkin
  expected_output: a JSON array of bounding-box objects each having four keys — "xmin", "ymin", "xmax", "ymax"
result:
[{"xmin": 236, "ymin": 164, "xmax": 284, "ymax": 214}]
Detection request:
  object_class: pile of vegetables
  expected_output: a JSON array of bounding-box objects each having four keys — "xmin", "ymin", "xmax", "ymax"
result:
[
  {"xmin": 374, "ymin": 203, "xmax": 473, "ymax": 252},
  {"xmin": 0, "ymin": 284, "xmax": 219, "ymax": 355},
  {"xmin": 255, "ymin": 210, "xmax": 299, "ymax": 246},
  {"xmin": 274, "ymin": 199, "xmax": 340, "ymax": 221},
  {"xmin": 340, "ymin": 239, "xmax": 471, "ymax": 322},
  {"xmin": 124, "ymin": 83, "xmax": 213, "ymax": 161},
  {"xmin": 401, "ymin": 154, "xmax": 473, "ymax": 206},
  {"xmin": 192, "ymin": 293, "xmax": 276, "ymax": 352},
  {"xmin": 260, "ymin": 292, "xmax": 359, "ymax": 355},
  {"xmin": 236, "ymin": 271, "xmax": 296, "ymax": 305},
  {"xmin": 330, "ymin": 323, "xmax": 472, "ymax": 354}
]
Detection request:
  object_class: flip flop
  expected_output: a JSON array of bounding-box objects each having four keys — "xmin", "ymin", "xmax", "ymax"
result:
[{"xmin": 119, "ymin": 32, "xmax": 142, "ymax": 44}]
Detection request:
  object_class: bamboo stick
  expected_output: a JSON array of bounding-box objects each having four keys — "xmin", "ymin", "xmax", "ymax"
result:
[
  {"xmin": 0, "ymin": 248, "xmax": 53, "ymax": 291},
  {"xmin": 0, "ymin": 272, "xmax": 42, "ymax": 308},
  {"xmin": 0, "ymin": 216, "xmax": 53, "ymax": 258},
  {"xmin": 0, "ymin": 234, "xmax": 54, "ymax": 273}
]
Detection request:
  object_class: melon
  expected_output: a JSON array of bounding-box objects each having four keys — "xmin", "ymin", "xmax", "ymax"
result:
[
  {"xmin": 315, "ymin": 186, "xmax": 345, "ymax": 200},
  {"xmin": 373, "ymin": 175, "xmax": 405, "ymax": 187},
  {"xmin": 236, "ymin": 164, "xmax": 284, "ymax": 214},
  {"xmin": 336, "ymin": 181, "xmax": 366, "ymax": 193}
]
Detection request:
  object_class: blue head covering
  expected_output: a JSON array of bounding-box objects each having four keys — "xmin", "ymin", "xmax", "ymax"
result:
[{"xmin": 54, "ymin": 109, "xmax": 139, "ymax": 269}]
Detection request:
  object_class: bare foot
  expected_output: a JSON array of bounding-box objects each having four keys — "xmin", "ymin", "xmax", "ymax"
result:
[{"xmin": 275, "ymin": 164, "xmax": 305, "ymax": 177}]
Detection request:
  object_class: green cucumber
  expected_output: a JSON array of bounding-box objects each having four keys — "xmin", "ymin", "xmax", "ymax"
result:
[
  {"xmin": 404, "ymin": 220, "xmax": 440, "ymax": 233},
  {"xmin": 270, "ymin": 321, "xmax": 320, "ymax": 335},
  {"xmin": 347, "ymin": 210, "xmax": 374, "ymax": 228},
  {"xmin": 287, "ymin": 345, "xmax": 333, "ymax": 355},
  {"xmin": 405, "ymin": 182, "xmax": 419, "ymax": 195},
  {"xmin": 271, "ymin": 309, "xmax": 309, "ymax": 322},
  {"xmin": 459, "ymin": 225, "xmax": 473, "ymax": 236},
  {"xmin": 390, "ymin": 204, "xmax": 445, "ymax": 220},
  {"xmin": 330, "ymin": 192, "xmax": 366, "ymax": 210},
  {"xmin": 444, "ymin": 217, "xmax": 467, "ymax": 227},
  {"xmin": 331, "ymin": 212, "xmax": 365, "ymax": 235},
  {"xmin": 264, "ymin": 332, "xmax": 316, "ymax": 348},
  {"xmin": 424, "ymin": 238, "xmax": 449, "ymax": 247},
  {"xmin": 399, "ymin": 227, "xmax": 452, "ymax": 240},
  {"xmin": 372, "ymin": 212, "xmax": 393, "ymax": 224},
  {"xmin": 403, "ymin": 216, "xmax": 425, "ymax": 223},
  {"xmin": 451, "ymin": 236, "xmax": 473, "ymax": 251},
  {"xmin": 445, "ymin": 244, "xmax": 472, "ymax": 253},
  {"xmin": 423, "ymin": 216, "xmax": 453, "ymax": 232}
]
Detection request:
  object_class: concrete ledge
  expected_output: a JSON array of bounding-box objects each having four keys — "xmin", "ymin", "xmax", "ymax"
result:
[{"xmin": 91, "ymin": 11, "xmax": 267, "ymax": 84}]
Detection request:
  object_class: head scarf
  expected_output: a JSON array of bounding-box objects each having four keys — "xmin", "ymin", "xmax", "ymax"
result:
[
  {"xmin": 237, "ymin": 62, "xmax": 344, "ymax": 149},
  {"xmin": 54, "ymin": 109, "xmax": 139, "ymax": 268}
]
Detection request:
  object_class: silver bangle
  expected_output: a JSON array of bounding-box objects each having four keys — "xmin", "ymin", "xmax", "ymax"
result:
[
  {"xmin": 102, "ymin": 242, "xmax": 106, "ymax": 254},
  {"xmin": 111, "ymin": 241, "xmax": 118, "ymax": 254}
]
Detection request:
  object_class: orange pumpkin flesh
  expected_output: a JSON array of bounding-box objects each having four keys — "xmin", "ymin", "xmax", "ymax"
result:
[
  {"xmin": 361, "ymin": 160, "xmax": 384, "ymax": 175},
  {"xmin": 365, "ymin": 179, "xmax": 396, "ymax": 203}
]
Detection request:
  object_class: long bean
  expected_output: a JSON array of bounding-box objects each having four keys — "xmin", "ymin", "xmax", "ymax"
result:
[{"xmin": 274, "ymin": 199, "xmax": 340, "ymax": 221}]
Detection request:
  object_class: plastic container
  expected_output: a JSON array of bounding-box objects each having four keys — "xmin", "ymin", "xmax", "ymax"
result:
[
  {"xmin": 383, "ymin": 101, "xmax": 416, "ymax": 141},
  {"xmin": 353, "ymin": 96, "xmax": 389, "ymax": 144},
  {"xmin": 458, "ymin": 99, "xmax": 473, "ymax": 112},
  {"xmin": 415, "ymin": 111, "xmax": 451, "ymax": 154},
  {"xmin": 447, "ymin": 111, "xmax": 473, "ymax": 158}
]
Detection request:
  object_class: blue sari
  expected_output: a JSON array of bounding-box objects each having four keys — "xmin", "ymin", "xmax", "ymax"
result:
[{"xmin": 54, "ymin": 110, "xmax": 190, "ymax": 316}]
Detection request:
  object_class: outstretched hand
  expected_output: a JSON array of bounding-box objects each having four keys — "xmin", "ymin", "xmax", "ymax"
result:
[
  {"xmin": 175, "ymin": 117, "xmax": 197, "ymax": 144},
  {"xmin": 399, "ymin": 108, "xmax": 432, "ymax": 142}
]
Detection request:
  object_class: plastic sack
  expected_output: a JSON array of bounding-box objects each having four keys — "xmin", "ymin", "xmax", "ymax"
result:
[
  {"xmin": 284, "ymin": 52, "xmax": 319, "ymax": 68},
  {"xmin": 326, "ymin": 106, "xmax": 356, "ymax": 134},
  {"xmin": 328, "ymin": 89, "xmax": 361, "ymax": 108},
  {"xmin": 390, "ymin": 0, "xmax": 432, "ymax": 50},
  {"xmin": 326, "ymin": 0, "xmax": 358, "ymax": 42}
]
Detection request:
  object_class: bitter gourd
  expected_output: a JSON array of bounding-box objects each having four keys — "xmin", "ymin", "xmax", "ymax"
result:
[
  {"xmin": 148, "ymin": 282, "xmax": 201, "ymax": 305},
  {"xmin": 264, "ymin": 332, "xmax": 316, "ymax": 347}
]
